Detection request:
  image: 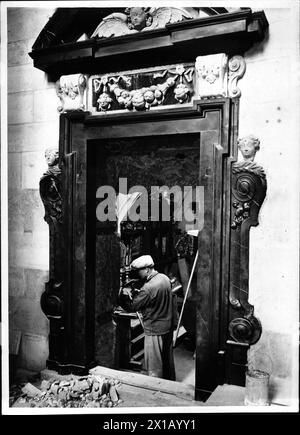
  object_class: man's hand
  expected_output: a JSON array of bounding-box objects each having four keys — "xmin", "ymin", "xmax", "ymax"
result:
[{"xmin": 121, "ymin": 287, "xmax": 133, "ymax": 300}]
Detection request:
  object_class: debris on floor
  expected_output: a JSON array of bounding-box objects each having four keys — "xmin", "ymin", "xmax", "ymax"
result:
[{"xmin": 10, "ymin": 375, "xmax": 123, "ymax": 408}]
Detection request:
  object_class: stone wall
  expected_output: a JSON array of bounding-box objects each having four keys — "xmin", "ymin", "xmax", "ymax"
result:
[
  {"xmin": 239, "ymin": 8, "xmax": 299, "ymax": 406},
  {"xmin": 8, "ymin": 7, "xmax": 59, "ymax": 372}
]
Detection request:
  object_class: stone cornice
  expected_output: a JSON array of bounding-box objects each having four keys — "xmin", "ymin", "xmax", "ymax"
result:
[{"xmin": 29, "ymin": 9, "xmax": 268, "ymax": 80}]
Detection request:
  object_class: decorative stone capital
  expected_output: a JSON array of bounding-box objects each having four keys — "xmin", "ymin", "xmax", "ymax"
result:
[
  {"xmin": 56, "ymin": 74, "xmax": 87, "ymax": 112},
  {"xmin": 195, "ymin": 53, "xmax": 246, "ymax": 99},
  {"xmin": 195, "ymin": 53, "xmax": 228, "ymax": 98}
]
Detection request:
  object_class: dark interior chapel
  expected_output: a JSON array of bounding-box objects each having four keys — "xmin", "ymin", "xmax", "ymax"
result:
[{"xmin": 34, "ymin": 6, "xmax": 269, "ymax": 401}]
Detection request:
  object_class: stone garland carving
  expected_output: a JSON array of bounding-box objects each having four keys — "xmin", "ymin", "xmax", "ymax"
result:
[
  {"xmin": 89, "ymin": 54, "xmax": 246, "ymax": 113},
  {"xmin": 91, "ymin": 7, "xmax": 199, "ymax": 38},
  {"xmin": 39, "ymin": 148, "xmax": 63, "ymax": 319},
  {"xmin": 93, "ymin": 64, "xmax": 194, "ymax": 112},
  {"xmin": 228, "ymin": 135, "xmax": 266, "ymax": 346},
  {"xmin": 56, "ymin": 74, "xmax": 87, "ymax": 112}
]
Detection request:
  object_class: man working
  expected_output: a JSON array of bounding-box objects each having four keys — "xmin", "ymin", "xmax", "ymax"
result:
[{"xmin": 119, "ymin": 255, "xmax": 177, "ymax": 381}]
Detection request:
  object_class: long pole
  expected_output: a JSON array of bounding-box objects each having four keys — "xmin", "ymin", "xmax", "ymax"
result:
[{"xmin": 173, "ymin": 250, "xmax": 199, "ymax": 347}]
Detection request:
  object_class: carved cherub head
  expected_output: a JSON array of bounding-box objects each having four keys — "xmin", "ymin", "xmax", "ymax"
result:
[
  {"xmin": 125, "ymin": 7, "xmax": 152, "ymax": 31},
  {"xmin": 97, "ymin": 92, "xmax": 112, "ymax": 111},
  {"xmin": 174, "ymin": 83, "xmax": 190, "ymax": 103},
  {"xmin": 45, "ymin": 148, "xmax": 59, "ymax": 167},
  {"xmin": 237, "ymin": 135, "xmax": 260, "ymax": 162}
]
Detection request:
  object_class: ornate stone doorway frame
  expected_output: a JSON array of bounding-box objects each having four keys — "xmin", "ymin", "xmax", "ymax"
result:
[
  {"xmin": 35, "ymin": 7, "xmax": 269, "ymax": 401},
  {"xmin": 40, "ymin": 98, "xmax": 266, "ymax": 400}
]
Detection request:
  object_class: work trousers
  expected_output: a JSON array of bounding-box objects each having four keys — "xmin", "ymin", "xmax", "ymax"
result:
[{"xmin": 144, "ymin": 331, "xmax": 176, "ymax": 381}]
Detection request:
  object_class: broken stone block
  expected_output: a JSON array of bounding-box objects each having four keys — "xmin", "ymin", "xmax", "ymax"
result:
[
  {"xmin": 92, "ymin": 381, "xmax": 100, "ymax": 391},
  {"xmin": 59, "ymin": 381, "xmax": 70, "ymax": 388},
  {"xmin": 92, "ymin": 390, "xmax": 100, "ymax": 400},
  {"xmin": 85, "ymin": 392, "xmax": 93, "ymax": 401},
  {"xmin": 109, "ymin": 385, "xmax": 119, "ymax": 403},
  {"xmin": 86, "ymin": 377, "xmax": 93, "ymax": 388},
  {"xmin": 21, "ymin": 383, "xmax": 42, "ymax": 398},
  {"xmin": 40, "ymin": 380, "xmax": 50, "ymax": 391},
  {"xmin": 58, "ymin": 388, "xmax": 68, "ymax": 401},
  {"xmin": 101, "ymin": 381, "xmax": 110, "ymax": 395},
  {"xmin": 86, "ymin": 401, "xmax": 99, "ymax": 408},
  {"xmin": 50, "ymin": 382, "xmax": 60, "ymax": 396},
  {"xmin": 69, "ymin": 391, "xmax": 80, "ymax": 399},
  {"xmin": 78, "ymin": 379, "xmax": 90, "ymax": 391}
]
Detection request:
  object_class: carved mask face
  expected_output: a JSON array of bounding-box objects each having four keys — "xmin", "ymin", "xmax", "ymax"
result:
[
  {"xmin": 97, "ymin": 93, "xmax": 112, "ymax": 111},
  {"xmin": 238, "ymin": 139, "xmax": 256, "ymax": 160},
  {"xmin": 129, "ymin": 8, "xmax": 147, "ymax": 30},
  {"xmin": 45, "ymin": 149, "xmax": 59, "ymax": 166}
]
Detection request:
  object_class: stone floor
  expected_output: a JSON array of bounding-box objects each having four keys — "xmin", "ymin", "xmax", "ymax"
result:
[
  {"xmin": 8, "ymin": 338, "xmax": 295, "ymax": 410},
  {"xmin": 173, "ymin": 338, "xmax": 195, "ymax": 386}
]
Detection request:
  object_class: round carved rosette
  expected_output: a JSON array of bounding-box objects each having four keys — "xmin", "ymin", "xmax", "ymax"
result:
[
  {"xmin": 40, "ymin": 281, "xmax": 63, "ymax": 318},
  {"xmin": 233, "ymin": 172, "xmax": 257, "ymax": 203},
  {"xmin": 229, "ymin": 316, "xmax": 262, "ymax": 345}
]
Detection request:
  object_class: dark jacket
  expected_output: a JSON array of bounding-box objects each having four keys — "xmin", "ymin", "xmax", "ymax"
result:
[{"xmin": 120, "ymin": 270, "xmax": 178, "ymax": 336}]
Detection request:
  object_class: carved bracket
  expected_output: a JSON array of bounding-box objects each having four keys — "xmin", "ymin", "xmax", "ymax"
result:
[
  {"xmin": 56, "ymin": 74, "xmax": 87, "ymax": 112},
  {"xmin": 228, "ymin": 135, "xmax": 266, "ymax": 346},
  {"xmin": 195, "ymin": 54, "xmax": 246, "ymax": 99},
  {"xmin": 228, "ymin": 55, "xmax": 246, "ymax": 98}
]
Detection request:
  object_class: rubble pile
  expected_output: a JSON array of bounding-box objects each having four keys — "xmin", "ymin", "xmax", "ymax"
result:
[{"xmin": 12, "ymin": 375, "xmax": 123, "ymax": 408}]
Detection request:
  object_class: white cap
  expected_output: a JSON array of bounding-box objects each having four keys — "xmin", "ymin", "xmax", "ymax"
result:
[{"xmin": 130, "ymin": 255, "xmax": 154, "ymax": 270}]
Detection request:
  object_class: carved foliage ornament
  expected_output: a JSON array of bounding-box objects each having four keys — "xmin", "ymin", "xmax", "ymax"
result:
[
  {"xmin": 39, "ymin": 147, "xmax": 63, "ymax": 319},
  {"xmin": 92, "ymin": 64, "xmax": 194, "ymax": 112},
  {"xmin": 56, "ymin": 74, "xmax": 87, "ymax": 112},
  {"xmin": 231, "ymin": 135, "xmax": 266, "ymax": 230},
  {"xmin": 91, "ymin": 7, "xmax": 199, "ymax": 38},
  {"xmin": 195, "ymin": 53, "xmax": 228, "ymax": 98},
  {"xmin": 40, "ymin": 147, "xmax": 62, "ymax": 224},
  {"xmin": 195, "ymin": 54, "xmax": 246, "ymax": 99}
]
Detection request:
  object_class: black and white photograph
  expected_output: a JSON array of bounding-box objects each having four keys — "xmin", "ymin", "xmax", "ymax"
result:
[{"xmin": 1, "ymin": 0, "xmax": 299, "ymax": 419}]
